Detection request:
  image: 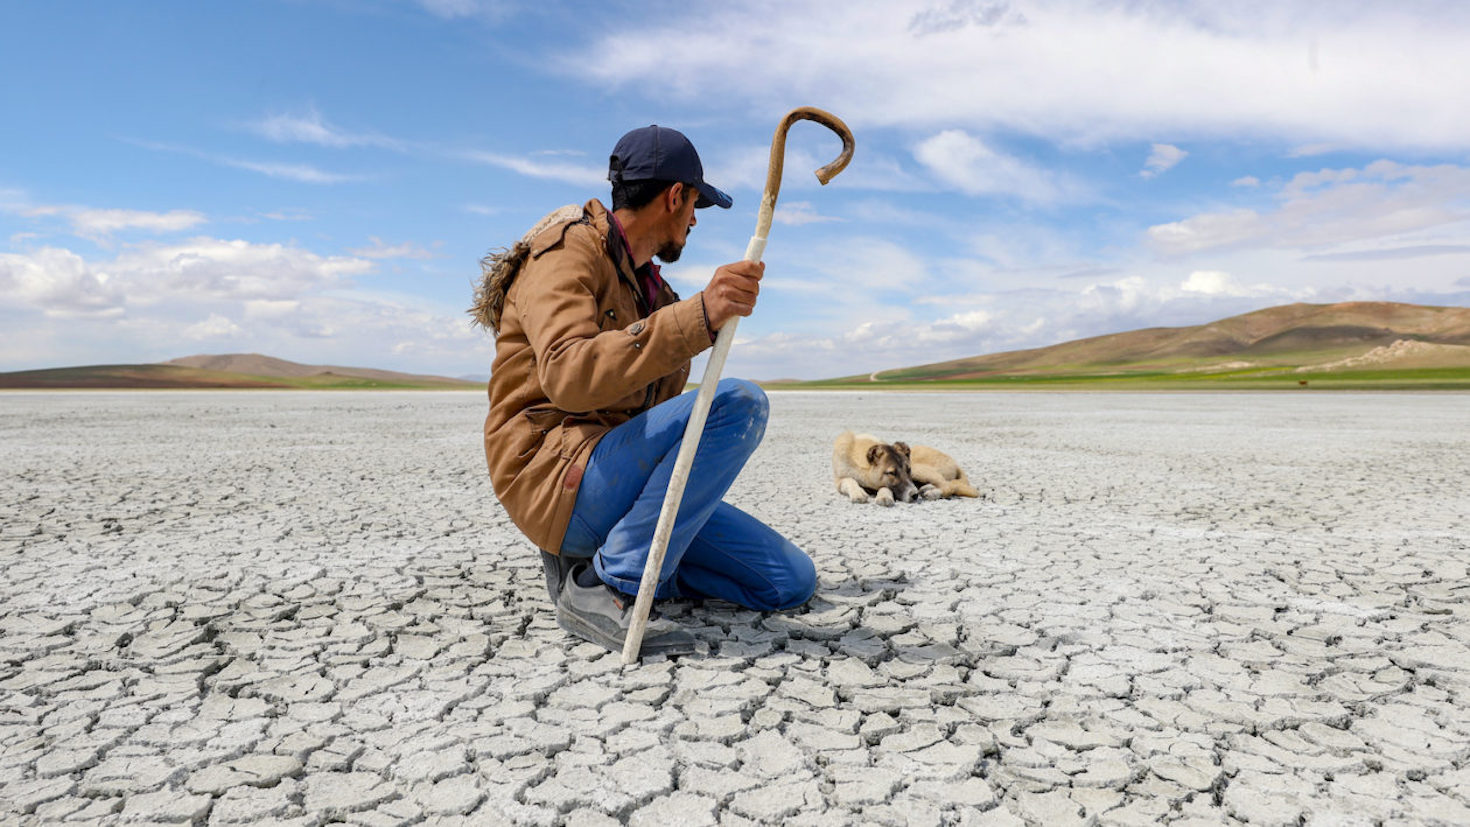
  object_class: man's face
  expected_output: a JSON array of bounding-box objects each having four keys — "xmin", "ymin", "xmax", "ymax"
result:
[{"xmin": 655, "ymin": 184, "xmax": 699, "ymax": 264}]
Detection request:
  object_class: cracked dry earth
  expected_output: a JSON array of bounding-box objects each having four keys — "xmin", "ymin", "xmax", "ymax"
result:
[{"xmin": 1, "ymin": 391, "xmax": 1468, "ymax": 826}]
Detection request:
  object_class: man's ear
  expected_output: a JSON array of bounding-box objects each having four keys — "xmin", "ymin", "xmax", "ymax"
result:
[{"xmin": 665, "ymin": 182, "xmax": 684, "ymax": 212}]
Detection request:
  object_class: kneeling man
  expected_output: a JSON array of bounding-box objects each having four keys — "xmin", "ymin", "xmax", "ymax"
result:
[{"xmin": 474, "ymin": 125, "xmax": 816, "ymax": 656}]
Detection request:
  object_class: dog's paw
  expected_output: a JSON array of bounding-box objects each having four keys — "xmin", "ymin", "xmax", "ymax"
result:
[
  {"xmin": 847, "ymin": 491, "xmax": 869, "ymax": 504},
  {"xmin": 876, "ymin": 488, "xmax": 895, "ymax": 507},
  {"xmin": 919, "ymin": 484, "xmax": 942, "ymax": 500}
]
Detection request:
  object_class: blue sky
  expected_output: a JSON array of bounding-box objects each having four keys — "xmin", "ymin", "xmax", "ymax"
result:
[{"xmin": 3, "ymin": 1, "xmax": 1469, "ymax": 380}]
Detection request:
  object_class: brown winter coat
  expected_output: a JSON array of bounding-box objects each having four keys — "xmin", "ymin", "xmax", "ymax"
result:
[{"xmin": 483, "ymin": 199, "xmax": 712, "ymax": 552}]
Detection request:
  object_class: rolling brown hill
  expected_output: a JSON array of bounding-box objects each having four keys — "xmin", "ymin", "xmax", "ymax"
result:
[
  {"xmin": 165, "ymin": 354, "xmax": 474, "ymax": 386},
  {"xmin": 873, "ymin": 301, "xmax": 1470, "ymax": 381},
  {"xmin": 0, "ymin": 354, "xmax": 481, "ymax": 390}
]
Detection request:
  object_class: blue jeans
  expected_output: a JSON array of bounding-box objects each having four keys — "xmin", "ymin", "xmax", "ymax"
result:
[{"xmin": 560, "ymin": 379, "xmax": 816, "ymax": 611}]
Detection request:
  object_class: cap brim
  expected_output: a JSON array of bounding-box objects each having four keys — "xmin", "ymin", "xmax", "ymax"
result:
[{"xmin": 694, "ymin": 181, "xmax": 733, "ymax": 209}]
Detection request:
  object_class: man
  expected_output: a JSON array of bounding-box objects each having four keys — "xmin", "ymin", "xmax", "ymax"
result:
[{"xmin": 474, "ymin": 125, "xmax": 816, "ymax": 656}]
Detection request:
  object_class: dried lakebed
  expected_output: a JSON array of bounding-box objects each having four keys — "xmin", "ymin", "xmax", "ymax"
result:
[{"xmin": 1, "ymin": 390, "xmax": 1468, "ymax": 825}]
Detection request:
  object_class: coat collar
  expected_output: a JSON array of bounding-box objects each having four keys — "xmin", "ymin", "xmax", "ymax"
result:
[{"xmin": 584, "ymin": 198, "xmax": 678, "ymax": 313}]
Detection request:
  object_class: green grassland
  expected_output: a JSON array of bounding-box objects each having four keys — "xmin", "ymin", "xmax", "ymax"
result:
[{"xmin": 768, "ymin": 365, "xmax": 1470, "ymax": 392}]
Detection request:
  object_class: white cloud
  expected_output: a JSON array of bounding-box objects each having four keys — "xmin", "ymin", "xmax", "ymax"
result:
[
  {"xmin": 130, "ymin": 139, "xmax": 363, "ymax": 185},
  {"xmin": 244, "ymin": 299, "xmax": 301, "ymax": 318},
  {"xmin": 183, "ymin": 313, "xmax": 242, "ymax": 339},
  {"xmin": 1149, "ymin": 209, "xmax": 1267, "ymax": 255},
  {"xmin": 250, "ymin": 108, "xmax": 402, "ymax": 150},
  {"xmin": 1149, "ymin": 160, "xmax": 1470, "ymax": 254},
  {"xmin": 70, "ymin": 208, "xmax": 207, "ymax": 238},
  {"xmin": 260, "ymin": 208, "xmax": 314, "ymax": 222},
  {"xmin": 464, "ymin": 150, "xmax": 606, "ymax": 187},
  {"xmin": 914, "ymin": 130, "xmax": 1082, "ymax": 204},
  {"xmin": 0, "ymin": 247, "xmax": 125, "ymax": 318},
  {"xmin": 774, "ymin": 201, "xmax": 841, "ymax": 226},
  {"xmin": 1231, "ymin": 176, "xmax": 1261, "ymax": 188},
  {"xmin": 1301, "ymin": 244, "xmax": 1470, "ymax": 263},
  {"xmin": 4, "ymin": 198, "xmax": 207, "ymax": 241},
  {"xmin": 222, "ymin": 158, "xmax": 363, "ymax": 184},
  {"xmin": 570, "ymin": 1, "xmax": 1470, "ymax": 151},
  {"xmin": 1141, "ymin": 144, "xmax": 1187, "ymax": 179},
  {"xmin": 1180, "ymin": 270, "xmax": 1283, "ymax": 298},
  {"xmin": 348, "ymin": 237, "xmax": 439, "ymax": 260}
]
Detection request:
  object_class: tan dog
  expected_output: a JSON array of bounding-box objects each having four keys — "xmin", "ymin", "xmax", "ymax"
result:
[{"xmin": 833, "ymin": 431, "xmax": 979, "ymax": 506}]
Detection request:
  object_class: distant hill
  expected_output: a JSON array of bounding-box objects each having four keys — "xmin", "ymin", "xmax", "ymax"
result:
[
  {"xmin": 795, "ymin": 301, "xmax": 1470, "ymax": 390},
  {"xmin": 0, "ymin": 354, "xmax": 481, "ymax": 390},
  {"xmin": 165, "ymin": 354, "xmax": 478, "ymax": 386}
]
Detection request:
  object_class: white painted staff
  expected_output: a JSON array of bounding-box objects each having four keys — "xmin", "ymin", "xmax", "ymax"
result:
[{"xmin": 621, "ymin": 107, "xmax": 855, "ymax": 664}]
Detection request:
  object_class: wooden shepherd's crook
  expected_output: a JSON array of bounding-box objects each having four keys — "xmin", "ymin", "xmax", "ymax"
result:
[{"xmin": 621, "ymin": 107, "xmax": 855, "ymax": 664}]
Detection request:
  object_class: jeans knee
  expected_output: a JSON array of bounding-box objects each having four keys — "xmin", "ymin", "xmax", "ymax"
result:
[
  {"xmin": 771, "ymin": 549, "xmax": 817, "ymax": 611},
  {"xmin": 715, "ymin": 378, "xmax": 768, "ymax": 437}
]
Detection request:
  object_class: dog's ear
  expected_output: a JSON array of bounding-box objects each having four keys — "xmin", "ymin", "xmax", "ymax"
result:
[
  {"xmin": 892, "ymin": 442, "xmax": 910, "ymax": 458},
  {"xmin": 866, "ymin": 444, "xmax": 885, "ymax": 465}
]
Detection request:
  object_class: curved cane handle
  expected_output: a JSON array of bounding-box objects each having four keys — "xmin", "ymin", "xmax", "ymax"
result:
[{"xmin": 748, "ymin": 107, "xmax": 856, "ymax": 261}]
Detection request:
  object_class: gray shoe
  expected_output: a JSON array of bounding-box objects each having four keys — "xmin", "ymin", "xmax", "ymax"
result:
[{"xmin": 555, "ymin": 563, "xmax": 697, "ymax": 657}]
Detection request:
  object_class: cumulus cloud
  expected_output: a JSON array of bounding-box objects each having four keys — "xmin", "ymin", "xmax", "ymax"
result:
[
  {"xmin": 1140, "ymin": 144, "xmax": 1187, "ymax": 179},
  {"xmin": 914, "ymin": 130, "xmax": 1082, "ymax": 204},
  {"xmin": 1180, "ymin": 270, "xmax": 1284, "ymax": 298},
  {"xmin": 183, "ymin": 313, "xmax": 242, "ymax": 339},
  {"xmin": 569, "ymin": 1, "xmax": 1470, "ymax": 151},
  {"xmin": 0, "ymin": 247, "xmax": 125, "ymax": 318}
]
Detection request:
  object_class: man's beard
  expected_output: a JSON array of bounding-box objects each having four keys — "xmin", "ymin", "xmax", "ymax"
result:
[{"xmin": 655, "ymin": 225, "xmax": 690, "ymax": 264}]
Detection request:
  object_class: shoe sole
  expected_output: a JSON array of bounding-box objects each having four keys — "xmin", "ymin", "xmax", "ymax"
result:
[{"xmin": 554, "ymin": 609, "xmax": 698, "ymax": 658}]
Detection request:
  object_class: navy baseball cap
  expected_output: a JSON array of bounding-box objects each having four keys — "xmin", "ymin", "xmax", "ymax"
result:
[{"xmin": 608, "ymin": 125, "xmax": 733, "ymax": 209}]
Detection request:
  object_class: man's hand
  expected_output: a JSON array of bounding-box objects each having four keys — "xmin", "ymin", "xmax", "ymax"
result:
[{"xmin": 702, "ymin": 260, "xmax": 764, "ymax": 332}]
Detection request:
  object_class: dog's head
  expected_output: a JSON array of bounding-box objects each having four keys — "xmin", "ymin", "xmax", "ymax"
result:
[{"xmin": 866, "ymin": 441, "xmax": 918, "ymax": 502}]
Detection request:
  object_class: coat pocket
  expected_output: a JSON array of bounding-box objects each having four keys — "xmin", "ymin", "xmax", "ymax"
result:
[{"xmin": 518, "ymin": 408, "xmax": 564, "ymax": 460}]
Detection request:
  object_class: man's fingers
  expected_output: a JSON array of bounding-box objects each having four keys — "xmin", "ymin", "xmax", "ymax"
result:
[{"xmin": 721, "ymin": 260, "xmax": 765, "ymax": 280}]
